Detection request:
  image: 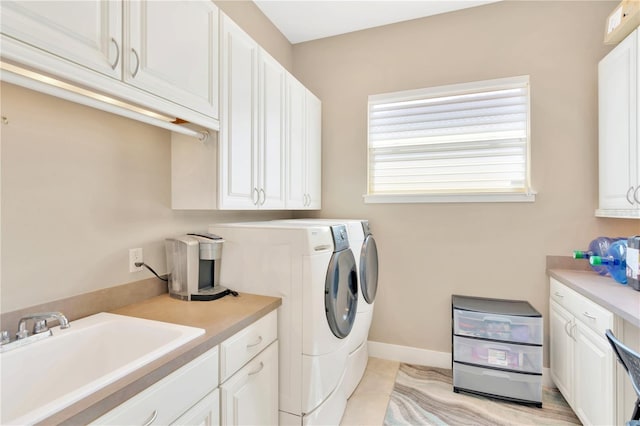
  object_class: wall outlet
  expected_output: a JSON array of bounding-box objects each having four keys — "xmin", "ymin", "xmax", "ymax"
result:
[{"xmin": 129, "ymin": 248, "xmax": 143, "ymax": 272}]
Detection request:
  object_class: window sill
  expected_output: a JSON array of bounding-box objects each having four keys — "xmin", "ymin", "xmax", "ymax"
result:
[{"xmin": 363, "ymin": 191, "xmax": 537, "ymax": 204}]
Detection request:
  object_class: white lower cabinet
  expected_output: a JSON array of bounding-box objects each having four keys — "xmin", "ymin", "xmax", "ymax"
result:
[
  {"xmin": 92, "ymin": 347, "xmax": 219, "ymax": 425},
  {"xmin": 92, "ymin": 311, "xmax": 278, "ymax": 425},
  {"xmin": 549, "ymin": 278, "xmax": 617, "ymax": 425},
  {"xmin": 220, "ymin": 342, "xmax": 278, "ymax": 425},
  {"xmin": 172, "ymin": 390, "xmax": 220, "ymax": 426}
]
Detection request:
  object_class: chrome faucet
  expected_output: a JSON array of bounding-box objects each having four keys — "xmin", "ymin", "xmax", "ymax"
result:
[{"xmin": 16, "ymin": 312, "xmax": 70, "ymax": 339}]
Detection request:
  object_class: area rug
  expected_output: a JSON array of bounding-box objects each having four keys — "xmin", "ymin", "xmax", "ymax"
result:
[{"xmin": 384, "ymin": 364, "xmax": 580, "ymax": 426}]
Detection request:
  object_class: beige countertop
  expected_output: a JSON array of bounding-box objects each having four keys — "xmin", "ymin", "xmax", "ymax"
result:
[
  {"xmin": 41, "ymin": 292, "xmax": 281, "ymax": 426},
  {"xmin": 548, "ymin": 269, "xmax": 640, "ymax": 328}
]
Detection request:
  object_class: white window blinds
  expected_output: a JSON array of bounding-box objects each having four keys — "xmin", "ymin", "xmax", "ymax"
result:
[{"xmin": 367, "ymin": 76, "xmax": 533, "ymax": 202}]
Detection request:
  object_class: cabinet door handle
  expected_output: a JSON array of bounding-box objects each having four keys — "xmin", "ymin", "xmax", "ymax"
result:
[
  {"xmin": 626, "ymin": 186, "xmax": 635, "ymax": 205},
  {"xmin": 252, "ymin": 187, "xmax": 258, "ymax": 205},
  {"xmin": 571, "ymin": 322, "xmax": 577, "ymax": 341},
  {"xmin": 131, "ymin": 48, "xmax": 140, "ymax": 78},
  {"xmin": 142, "ymin": 409, "xmax": 158, "ymax": 426},
  {"xmin": 564, "ymin": 319, "xmax": 572, "ymax": 337},
  {"xmin": 583, "ymin": 311, "xmax": 597, "ymax": 320},
  {"xmin": 246, "ymin": 335, "xmax": 263, "ymax": 349},
  {"xmin": 110, "ymin": 37, "xmax": 120, "ymax": 70},
  {"xmin": 248, "ymin": 361, "xmax": 264, "ymax": 376},
  {"xmin": 259, "ymin": 188, "xmax": 265, "ymax": 206},
  {"xmin": 634, "ymin": 186, "xmax": 640, "ymax": 204}
]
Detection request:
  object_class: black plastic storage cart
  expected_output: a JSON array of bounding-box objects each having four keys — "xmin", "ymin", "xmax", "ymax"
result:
[{"xmin": 451, "ymin": 294, "xmax": 543, "ymax": 407}]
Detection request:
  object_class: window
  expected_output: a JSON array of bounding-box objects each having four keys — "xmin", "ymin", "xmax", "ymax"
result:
[{"xmin": 365, "ymin": 75, "xmax": 535, "ymax": 203}]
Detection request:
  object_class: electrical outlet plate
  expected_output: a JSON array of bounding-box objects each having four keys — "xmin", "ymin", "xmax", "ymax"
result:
[{"xmin": 129, "ymin": 248, "xmax": 143, "ymax": 272}]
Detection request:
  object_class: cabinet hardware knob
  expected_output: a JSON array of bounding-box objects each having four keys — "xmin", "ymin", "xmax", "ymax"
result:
[
  {"xmin": 582, "ymin": 311, "xmax": 596, "ymax": 320},
  {"xmin": 248, "ymin": 361, "xmax": 264, "ymax": 376},
  {"xmin": 110, "ymin": 38, "xmax": 120, "ymax": 70},
  {"xmin": 246, "ymin": 335, "xmax": 263, "ymax": 349},
  {"xmin": 626, "ymin": 186, "xmax": 635, "ymax": 205},
  {"xmin": 131, "ymin": 48, "xmax": 140, "ymax": 78},
  {"xmin": 142, "ymin": 409, "xmax": 158, "ymax": 426}
]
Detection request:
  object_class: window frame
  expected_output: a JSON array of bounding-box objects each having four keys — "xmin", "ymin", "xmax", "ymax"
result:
[{"xmin": 364, "ymin": 75, "xmax": 536, "ymax": 204}]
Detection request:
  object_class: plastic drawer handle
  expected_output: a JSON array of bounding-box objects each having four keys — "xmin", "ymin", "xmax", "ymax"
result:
[
  {"xmin": 142, "ymin": 409, "xmax": 158, "ymax": 426},
  {"xmin": 483, "ymin": 343, "xmax": 510, "ymax": 351},
  {"xmin": 482, "ymin": 315, "xmax": 512, "ymax": 323},
  {"xmin": 481, "ymin": 370, "xmax": 510, "ymax": 379},
  {"xmin": 246, "ymin": 335, "xmax": 263, "ymax": 349}
]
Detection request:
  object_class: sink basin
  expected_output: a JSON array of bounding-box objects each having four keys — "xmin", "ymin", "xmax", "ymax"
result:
[{"xmin": 0, "ymin": 312, "xmax": 204, "ymax": 425}]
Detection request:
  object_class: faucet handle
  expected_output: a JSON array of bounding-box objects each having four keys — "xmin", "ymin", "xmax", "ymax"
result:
[
  {"xmin": 0, "ymin": 331, "xmax": 10, "ymax": 345},
  {"xmin": 33, "ymin": 319, "xmax": 49, "ymax": 334}
]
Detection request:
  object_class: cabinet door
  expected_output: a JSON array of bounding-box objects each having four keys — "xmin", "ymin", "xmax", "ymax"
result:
[
  {"xmin": 549, "ymin": 300, "xmax": 574, "ymax": 403},
  {"xmin": 220, "ymin": 342, "xmax": 278, "ymax": 426},
  {"xmin": 219, "ymin": 14, "xmax": 259, "ymax": 209},
  {"xmin": 172, "ymin": 389, "xmax": 220, "ymax": 426},
  {"xmin": 598, "ymin": 28, "xmax": 638, "ymax": 212},
  {"xmin": 286, "ymin": 76, "xmax": 308, "ymax": 209},
  {"xmin": 574, "ymin": 321, "xmax": 616, "ymax": 426},
  {"xmin": 0, "ymin": 0, "xmax": 121, "ymax": 79},
  {"xmin": 126, "ymin": 0, "xmax": 219, "ymax": 119},
  {"xmin": 306, "ymin": 91, "xmax": 322, "ymax": 209},
  {"xmin": 259, "ymin": 50, "xmax": 286, "ymax": 209}
]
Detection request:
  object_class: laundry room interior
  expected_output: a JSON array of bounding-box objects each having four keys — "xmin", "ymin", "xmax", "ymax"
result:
[{"xmin": 1, "ymin": 0, "xmax": 640, "ymax": 425}]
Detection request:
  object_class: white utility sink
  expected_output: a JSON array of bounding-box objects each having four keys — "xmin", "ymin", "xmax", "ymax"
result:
[{"xmin": 0, "ymin": 312, "xmax": 205, "ymax": 425}]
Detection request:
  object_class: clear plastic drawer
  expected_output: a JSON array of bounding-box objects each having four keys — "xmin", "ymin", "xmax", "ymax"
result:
[
  {"xmin": 453, "ymin": 309, "xmax": 543, "ymax": 345},
  {"xmin": 453, "ymin": 362, "xmax": 542, "ymax": 404},
  {"xmin": 453, "ymin": 335, "xmax": 542, "ymax": 374}
]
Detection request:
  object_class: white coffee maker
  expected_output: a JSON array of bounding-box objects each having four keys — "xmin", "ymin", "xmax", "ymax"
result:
[{"xmin": 165, "ymin": 233, "xmax": 230, "ymax": 301}]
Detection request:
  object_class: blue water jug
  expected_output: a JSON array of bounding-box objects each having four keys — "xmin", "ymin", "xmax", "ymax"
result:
[
  {"xmin": 590, "ymin": 239, "xmax": 628, "ymax": 284},
  {"xmin": 573, "ymin": 237, "xmax": 615, "ymax": 275}
]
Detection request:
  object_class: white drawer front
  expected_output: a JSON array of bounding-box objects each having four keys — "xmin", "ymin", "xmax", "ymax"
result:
[
  {"xmin": 550, "ymin": 278, "xmax": 613, "ymax": 335},
  {"xmin": 220, "ymin": 310, "xmax": 277, "ymax": 383},
  {"xmin": 92, "ymin": 346, "xmax": 219, "ymax": 425},
  {"xmin": 575, "ymin": 295, "xmax": 613, "ymax": 336}
]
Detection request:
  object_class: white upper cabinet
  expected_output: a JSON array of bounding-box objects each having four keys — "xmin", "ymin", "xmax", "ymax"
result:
[
  {"xmin": 286, "ymin": 76, "xmax": 322, "ymax": 210},
  {"xmin": 0, "ymin": 1, "xmax": 122, "ymax": 79},
  {"xmin": 598, "ymin": 27, "xmax": 640, "ymax": 218},
  {"xmin": 219, "ymin": 13, "xmax": 260, "ymax": 209},
  {"xmin": 1, "ymin": 0, "xmax": 219, "ymax": 128},
  {"xmin": 219, "ymin": 14, "xmax": 286, "ymax": 210},
  {"xmin": 258, "ymin": 50, "xmax": 287, "ymax": 209},
  {"xmin": 126, "ymin": 0, "xmax": 219, "ymax": 120}
]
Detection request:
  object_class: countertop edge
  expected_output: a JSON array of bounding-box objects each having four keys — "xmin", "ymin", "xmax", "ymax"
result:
[
  {"xmin": 39, "ymin": 294, "xmax": 281, "ymax": 426},
  {"xmin": 548, "ymin": 269, "xmax": 640, "ymax": 329}
]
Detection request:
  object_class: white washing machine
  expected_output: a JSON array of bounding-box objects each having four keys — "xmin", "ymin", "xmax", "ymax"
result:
[
  {"xmin": 271, "ymin": 219, "xmax": 379, "ymax": 398},
  {"xmin": 208, "ymin": 221, "xmax": 358, "ymax": 425}
]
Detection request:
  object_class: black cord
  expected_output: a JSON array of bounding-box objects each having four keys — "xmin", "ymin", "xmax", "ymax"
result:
[{"xmin": 135, "ymin": 262, "xmax": 168, "ymax": 282}]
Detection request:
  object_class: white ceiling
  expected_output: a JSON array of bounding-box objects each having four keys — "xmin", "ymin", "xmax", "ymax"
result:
[{"xmin": 254, "ymin": 1, "xmax": 499, "ymax": 44}]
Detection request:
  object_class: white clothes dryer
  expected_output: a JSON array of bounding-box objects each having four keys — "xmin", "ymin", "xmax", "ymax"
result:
[
  {"xmin": 271, "ymin": 219, "xmax": 379, "ymax": 398},
  {"xmin": 208, "ymin": 221, "xmax": 358, "ymax": 425}
]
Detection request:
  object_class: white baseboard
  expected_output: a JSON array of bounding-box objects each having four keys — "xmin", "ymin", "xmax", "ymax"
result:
[{"xmin": 367, "ymin": 340, "xmax": 555, "ymax": 388}]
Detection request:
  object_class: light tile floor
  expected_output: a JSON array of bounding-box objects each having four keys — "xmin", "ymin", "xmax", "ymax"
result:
[{"xmin": 340, "ymin": 357, "xmax": 400, "ymax": 426}]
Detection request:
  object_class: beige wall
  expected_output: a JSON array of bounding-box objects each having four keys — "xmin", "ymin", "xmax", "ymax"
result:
[
  {"xmin": 292, "ymin": 1, "xmax": 640, "ymax": 364},
  {"xmin": 0, "ymin": 1, "xmax": 293, "ymax": 313}
]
